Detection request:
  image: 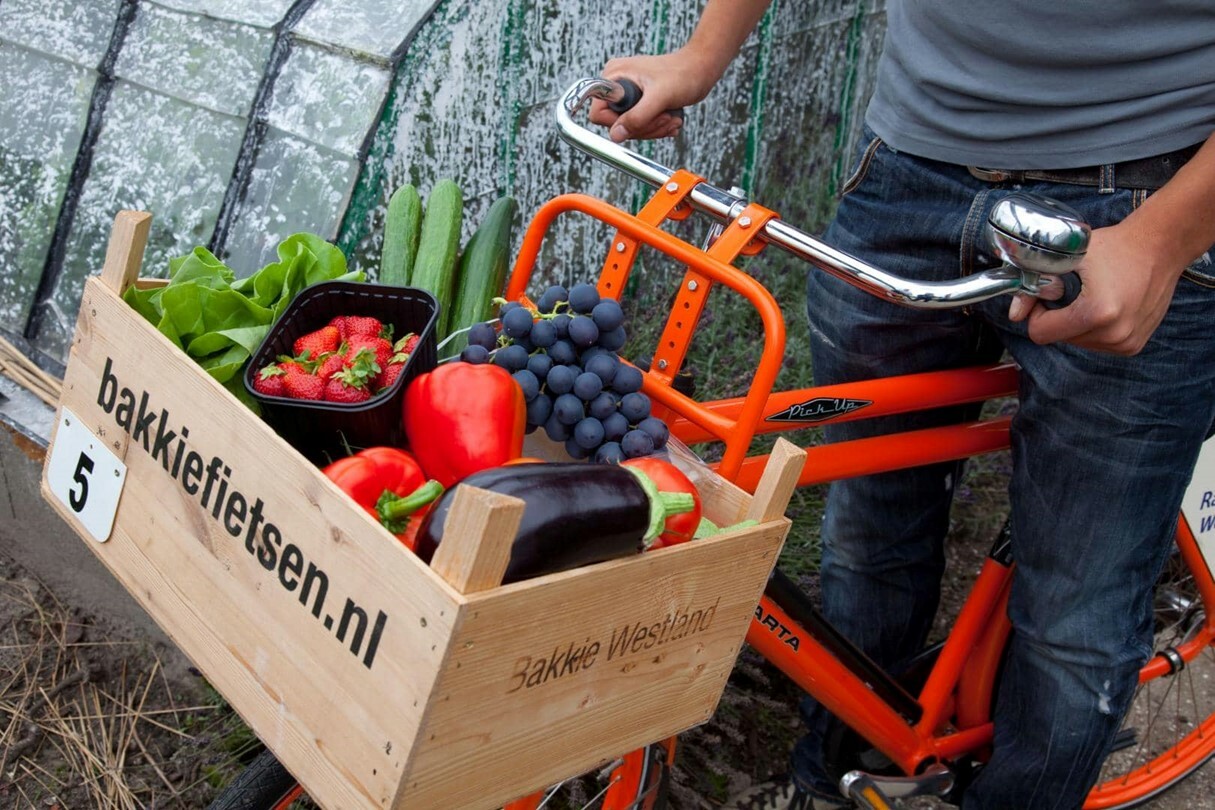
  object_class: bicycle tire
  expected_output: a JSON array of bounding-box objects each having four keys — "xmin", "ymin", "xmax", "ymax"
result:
[
  {"xmin": 504, "ymin": 740, "xmax": 673, "ymax": 810},
  {"xmin": 813, "ymin": 533, "xmax": 1215, "ymax": 810},
  {"xmin": 211, "ymin": 741, "xmax": 671, "ymax": 810},
  {"xmin": 1084, "ymin": 536, "xmax": 1215, "ymax": 809},
  {"xmin": 206, "ymin": 748, "xmax": 302, "ymax": 810}
]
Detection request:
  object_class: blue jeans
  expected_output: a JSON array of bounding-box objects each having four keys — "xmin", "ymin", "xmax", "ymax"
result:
[{"xmin": 790, "ymin": 126, "xmax": 1215, "ymax": 809}]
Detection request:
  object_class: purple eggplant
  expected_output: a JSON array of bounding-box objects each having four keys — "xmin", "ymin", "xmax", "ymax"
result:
[{"xmin": 414, "ymin": 462, "xmax": 694, "ymax": 583}]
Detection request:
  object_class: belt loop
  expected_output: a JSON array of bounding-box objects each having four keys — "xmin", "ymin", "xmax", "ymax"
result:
[{"xmin": 1099, "ymin": 163, "xmax": 1116, "ymax": 194}]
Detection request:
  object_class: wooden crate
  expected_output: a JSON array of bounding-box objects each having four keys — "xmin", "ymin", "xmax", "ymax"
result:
[{"xmin": 40, "ymin": 211, "xmax": 805, "ymax": 809}]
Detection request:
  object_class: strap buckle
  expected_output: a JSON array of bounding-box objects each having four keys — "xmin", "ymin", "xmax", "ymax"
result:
[{"xmin": 968, "ymin": 166, "xmax": 1019, "ymax": 183}]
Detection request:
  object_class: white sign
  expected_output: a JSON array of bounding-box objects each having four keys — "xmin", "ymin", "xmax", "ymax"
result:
[
  {"xmin": 1181, "ymin": 437, "xmax": 1215, "ymax": 579},
  {"xmin": 46, "ymin": 407, "xmax": 127, "ymax": 543}
]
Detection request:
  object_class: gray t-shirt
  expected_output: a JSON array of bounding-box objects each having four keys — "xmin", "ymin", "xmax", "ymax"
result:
[{"xmin": 866, "ymin": 0, "xmax": 1215, "ymax": 169}]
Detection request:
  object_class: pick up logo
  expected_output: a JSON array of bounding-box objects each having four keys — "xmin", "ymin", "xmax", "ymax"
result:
[{"xmin": 766, "ymin": 397, "xmax": 872, "ymax": 424}]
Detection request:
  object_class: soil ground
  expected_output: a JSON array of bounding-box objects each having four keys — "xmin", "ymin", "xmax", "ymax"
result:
[{"xmin": 0, "ymin": 552, "xmax": 266, "ymax": 809}]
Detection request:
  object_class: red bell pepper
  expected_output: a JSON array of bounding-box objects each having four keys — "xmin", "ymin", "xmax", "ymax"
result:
[
  {"xmin": 322, "ymin": 447, "xmax": 443, "ymax": 551},
  {"xmin": 621, "ymin": 456, "xmax": 703, "ymax": 548},
  {"xmin": 403, "ymin": 362, "xmax": 526, "ymax": 487}
]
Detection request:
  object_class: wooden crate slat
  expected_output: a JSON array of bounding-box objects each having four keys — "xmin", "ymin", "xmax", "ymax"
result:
[{"xmin": 430, "ymin": 486, "xmax": 524, "ymax": 594}]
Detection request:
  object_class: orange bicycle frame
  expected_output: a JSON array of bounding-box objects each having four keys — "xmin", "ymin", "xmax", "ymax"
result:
[
  {"xmin": 503, "ymin": 178, "xmax": 1215, "ymax": 792},
  {"xmin": 503, "ymin": 180, "xmax": 1024, "ymax": 776}
]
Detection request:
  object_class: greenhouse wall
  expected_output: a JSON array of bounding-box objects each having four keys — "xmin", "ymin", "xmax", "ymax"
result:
[{"xmin": 0, "ymin": 0, "xmax": 886, "ymax": 374}]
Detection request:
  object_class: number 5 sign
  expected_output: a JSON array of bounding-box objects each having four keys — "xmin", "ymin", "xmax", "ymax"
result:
[{"xmin": 46, "ymin": 407, "xmax": 127, "ymax": 543}]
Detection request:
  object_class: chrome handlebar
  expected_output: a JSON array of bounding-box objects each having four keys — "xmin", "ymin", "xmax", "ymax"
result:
[{"xmin": 557, "ymin": 78, "xmax": 1089, "ymax": 309}]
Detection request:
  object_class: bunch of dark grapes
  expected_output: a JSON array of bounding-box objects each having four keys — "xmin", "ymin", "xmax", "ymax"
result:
[{"xmin": 460, "ymin": 283, "xmax": 670, "ymax": 463}]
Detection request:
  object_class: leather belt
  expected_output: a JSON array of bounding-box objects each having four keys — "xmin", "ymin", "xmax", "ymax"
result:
[{"xmin": 968, "ymin": 142, "xmax": 1202, "ymax": 191}]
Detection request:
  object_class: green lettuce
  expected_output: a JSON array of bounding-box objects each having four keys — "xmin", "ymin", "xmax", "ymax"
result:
[{"xmin": 123, "ymin": 234, "xmax": 363, "ymax": 410}]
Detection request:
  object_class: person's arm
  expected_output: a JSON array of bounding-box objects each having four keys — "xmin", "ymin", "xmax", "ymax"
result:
[
  {"xmin": 1010, "ymin": 132, "xmax": 1215, "ymax": 355},
  {"xmin": 588, "ymin": 0, "xmax": 773, "ymax": 142}
]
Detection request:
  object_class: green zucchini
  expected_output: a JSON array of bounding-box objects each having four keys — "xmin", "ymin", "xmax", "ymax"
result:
[
  {"xmin": 411, "ymin": 179, "xmax": 464, "ymax": 337},
  {"xmin": 447, "ymin": 195, "xmax": 518, "ymax": 351},
  {"xmin": 381, "ymin": 184, "xmax": 422, "ymax": 286}
]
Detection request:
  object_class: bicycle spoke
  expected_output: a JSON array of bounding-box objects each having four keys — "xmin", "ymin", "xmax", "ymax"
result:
[
  {"xmin": 1086, "ymin": 550, "xmax": 1215, "ymax": 809},
  {"xmin": 534, "ymin": 782, "xmax": 566, "ymax": 810},
  {"xmin": 504, "ymin": 746, "xmax": 665, "ymax": 810}
]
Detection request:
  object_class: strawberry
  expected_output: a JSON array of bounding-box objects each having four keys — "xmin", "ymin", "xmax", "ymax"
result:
[
  {"xmin": 376, "ymin": 361, "xmax": 407, "ymax": 392},
  {"xmin": 342, "ymin": 344, "xmax": 382, "ymax": 385},
  {"xmin": 394, "ymin": 332, "xmax": 420, "ymax": 356},
  {"xmin": 315, "ymin": 352, "xmax": 346, "ymax": 382},
  {"xmin": 293, "ymin": 326, "xmax": 341, "ymax": 360},
  {"xmin": 281, "ymin": 363, "xmax": 325, "ymax": 401},
  {"xmin": 376, "ymin": 332, "xmax": 418, "ymax": 390},
  {"xmin": 330, "ymin": 315, "xmax": 384, "ymax": 341},
  {"xmin": 324, "ymin": 367, "xmax": 373, "ymax": 404},
  {"xmin": 252, "ymin": 363, "xmax": 287, "ymax": 397},
  {"xmin": 345, "ymin": 335, "xmax": 392, "ymax": 371}
]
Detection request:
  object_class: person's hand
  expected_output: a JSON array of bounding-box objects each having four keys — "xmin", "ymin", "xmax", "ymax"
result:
[
  {"xmin": 1008, "ymin": 220, "xmax": 1184, "ymax": 355},
  {"xmin": 589, "ymin": 52, "xmax": 714, "ymax": 143},
  {"xmin": 588, "ymin": 0, "xmax": 772, "ymax": 142}
]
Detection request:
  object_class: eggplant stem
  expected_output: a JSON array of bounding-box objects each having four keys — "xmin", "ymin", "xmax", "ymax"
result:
[{"xmin": 623, "ymin": 467, "xmax": 695, "ymax": 544}]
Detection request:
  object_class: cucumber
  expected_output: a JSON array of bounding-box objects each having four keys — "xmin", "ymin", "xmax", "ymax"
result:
[
  {"xmin": 411, "ymin": 179, "xmax": 464, "ymax": 338},
  {"xmin": 381, "ymin": 183, "xmax": 422, "ymax": 286},
  {"xmin": 447, "ymin": 195, "xmax": 518, "ymax": 352}
]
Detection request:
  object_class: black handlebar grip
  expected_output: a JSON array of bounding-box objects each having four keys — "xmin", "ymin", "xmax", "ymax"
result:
[
  {"xmin": 607, "ymin": 78, "xmax": 643, "ymax": 113},
  {"xmin": 1041, "ymin": 271, "xmax": 1082, "ymax": 310},
  {"xmin": 607, "ymin": 78, "xmax": 686, "ymax": 122}
]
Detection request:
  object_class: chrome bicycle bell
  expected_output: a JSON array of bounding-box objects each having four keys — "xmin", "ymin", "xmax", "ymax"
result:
[{"xmin": 987, "ymin": 193, "xmax": 1090, "ymax": 276}]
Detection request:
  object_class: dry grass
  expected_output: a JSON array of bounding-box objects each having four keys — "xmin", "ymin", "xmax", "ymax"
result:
[{"xmin": 0, "ymin": 575, "xmax": 230, "ymax": 808}]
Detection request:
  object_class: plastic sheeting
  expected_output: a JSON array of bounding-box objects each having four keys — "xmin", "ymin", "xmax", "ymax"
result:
[{"xmin": 0, "ymin": 0, "xmax": 885, "ymax": 369}]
